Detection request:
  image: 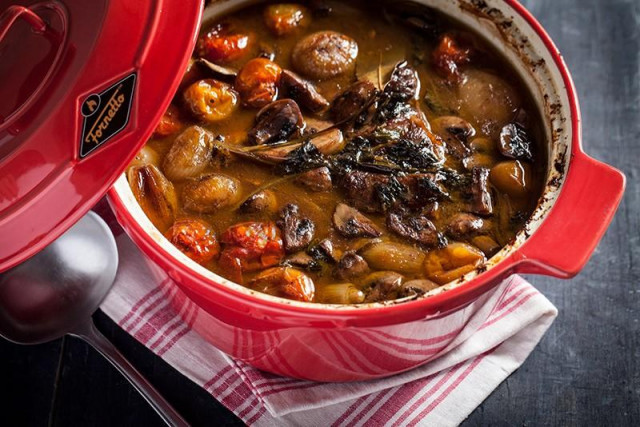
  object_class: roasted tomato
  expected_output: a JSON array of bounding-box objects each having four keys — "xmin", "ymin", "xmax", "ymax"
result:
[
  {"xmin": 235, "ymin": 58, "xmax": 283, "ymax": 108},
  {"xmin": 219, "ymin": 222, "xmax": 285, "ymax": 282},
  {"xmin": 154, "ymin": 104, "xmax": 183, "ymax": 137},
  {"xmin": 183, "ymin": 79, "xmax": 238, "ymax": 122},
  {"xmin": 248, "ymin": 267, "xmax": 315, "ymax": 302},
  {"xmin": 432, "ymin": 34, "xmax": 470, "ymax": 83},
  {"xmin": 199, "ymin": 23, "xmax": 251, "ymax": 63},
  {"xmin": 263, "ymin": 4, "xmax": 310, "ymax": 36},
  {"xmin": 165, "ymin": 219, "xmax": 220, "ymax": 264}
]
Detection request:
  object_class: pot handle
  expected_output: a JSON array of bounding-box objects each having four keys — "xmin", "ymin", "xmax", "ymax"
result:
[
  {"xmin": 514, "ymin": 152, "xmax": 625, "ymax": 277},
  {"xmin": 0, "ymin": 6, "xmax": 47, "ymax": 40}
]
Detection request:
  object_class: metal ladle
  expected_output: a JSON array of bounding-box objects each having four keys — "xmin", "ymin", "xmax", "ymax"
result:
[{"xmin": 0, "ymin": 212, "xmax": 188, "ymax": 426}]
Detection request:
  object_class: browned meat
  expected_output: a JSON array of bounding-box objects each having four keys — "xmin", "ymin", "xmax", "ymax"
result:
[
  {"xmin": 334, "ymin": 251, "xmax": 369, "ymax": 280},
  {"xmin": 498, "ymin": 123, "xmax": 533, "ymax": 160},
  {"xmin": 279, "ymin": 69, "xmax": 330, "ymax": 113},
  {"xmin": 383, "ymin": 61, "xmax": 420, "ymax": 101},
  {"xmin": 340, "ymin": 171, "xmax": 446, "ymax": 213},
  {"xmin": 387, "ymin": 211, "xmax": 443, "ymax": 248},
  {"xmin": 332, "ymin": 203, "xmax": 382, "ymax": 238},
  {"xmin": 277, "ymin": 204, "xmax": 315, "ymax": 253},
  {"xmin": 295, "ymin": 166, "xmax": 333, "ymax": 192},
  {"xmin": 339, "ymin": 170, "xmax": 389, "ymax": 213},
  {"xmin": 446, "ymin": 213, "xmax": 485, "ymax": 238},
  {"xmin": 330, "ymin": 80, "xmax": 377, "ymax": 123},
  {"xmin": 248, "ymin": 99, "xmax": 304, "ymax": 145},
  {"xmin": 470, "ymin": 167, "xmax": 493, "ymax": 216}
]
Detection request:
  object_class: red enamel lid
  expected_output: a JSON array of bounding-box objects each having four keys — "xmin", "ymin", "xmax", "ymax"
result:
[{"xmin": 0, "ymin": 1, "xmax": 203, "ymax": 272}]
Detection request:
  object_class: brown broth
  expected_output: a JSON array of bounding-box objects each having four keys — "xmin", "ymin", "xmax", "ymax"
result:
[{"xmin": 131, "ymin": 0, "xmax": 546, "ymax": 304}]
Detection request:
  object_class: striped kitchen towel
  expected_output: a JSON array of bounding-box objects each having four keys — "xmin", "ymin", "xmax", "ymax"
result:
[{"xmin": 99, "ymin": 206, "xmax": 558, "ymax": 427}]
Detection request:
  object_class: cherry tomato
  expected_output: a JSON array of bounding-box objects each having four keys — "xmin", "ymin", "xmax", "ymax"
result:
[
  {"xmin": 199, "ymin": 24, "xmax": 251, "ymax": 63},
  {"xmin": 235, "ymin": 58, "xmax": 282, "ymax": 108},
  {"xmin": 165, "ymin": 219, "xmax": 220, "ymax": 264},
  {"xmin": 219, "ymin": 222, "xmax": 285, "ymax": 282},
  {"xmin": 154, "ymin": 104, "xmax": 183, "ymax": 137},
  {"xmin": 432, "ymin": 34, "xmax": 470, "ymax": 82},
  {"xmin": 263, "ymin": 4, "xmax": 310, "ymax": 36},
  {"xmin": 183, "ymin": 79, "xmax": 238, "ymax": 122},
  {"xmin": 248, "ymin": 267, "xmax": 315, "ymax": 302}
]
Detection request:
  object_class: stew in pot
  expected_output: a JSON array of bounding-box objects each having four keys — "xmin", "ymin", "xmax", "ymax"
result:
[{"xmin": 128, "ymin": 0, "xmax": 546, "ymax": 304}]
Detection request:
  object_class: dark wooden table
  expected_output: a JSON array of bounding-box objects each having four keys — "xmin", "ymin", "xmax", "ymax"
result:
[{"xmin": 2, "ymin": 0, "xmax": 638, "ymax": 425}]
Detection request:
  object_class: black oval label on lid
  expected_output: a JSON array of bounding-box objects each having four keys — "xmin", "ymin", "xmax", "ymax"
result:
[{"xmin": 79, "ymin": 73, "xmax": 136, "ymax": 158}]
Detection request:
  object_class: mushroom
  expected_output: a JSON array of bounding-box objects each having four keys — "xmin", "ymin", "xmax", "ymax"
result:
[
  {"xmin": 330, "ymin": 80, "xmax": 377, "ymax": 123},
  {"xmin": 430, "ymin": 115, "xmax": 476, "ymax": 159},
  {"xmin": 334, "ymin": 251, "xmax": 369, "ymax": 280},
  {"xmin": 308, "ymin": 238, "xmax": 340, "ymax": 263},
  {"xmin": 248, "ymin": 99, "xmax": 304, "ymax": 145},
  {"xmin": 279, "ymin": 69, "xmax": 330, "ymax": 113},
  {"xmin": 362, "ymin": 271, "xmax": 404, "ymax": 303},
  {"xmin": 386, "ymin": 211, "xmax": 444, "ymax": 248},
  {"xmin": 332, "ymin": 203, "xmax": 382, "ymax": 238}
]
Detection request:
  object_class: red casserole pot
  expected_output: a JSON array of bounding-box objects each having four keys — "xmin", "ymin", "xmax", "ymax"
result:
[
  {"xmin": 106, "ymin": 0, "xmax": 626, "ymax": 382},
  {"xmin": 1, "ymin": 0, "xmax": 625, "ymax": 382}
]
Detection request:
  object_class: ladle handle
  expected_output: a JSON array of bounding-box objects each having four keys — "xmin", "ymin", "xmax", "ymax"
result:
[{"xmin": 74, "ymin": 321, "xmax": 189, "ymax": 427}]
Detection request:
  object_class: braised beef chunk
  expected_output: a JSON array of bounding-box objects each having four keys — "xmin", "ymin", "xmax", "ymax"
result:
[
  {"xmin": 330, "ymin": 80, "xmax": 378, "ymax": 123},
  {"xmin": 248, "ymin": 99, "xmax": 304, "ymax": 145},
  {"xmin": 470, "ymin": 167, "xmax": 493, "ymax": 216},
  {"xmin": 363, "ymin": 272, "xmax": 404, "ymax": 303},
  {"xmin": 279, "ymin": 70, "xmax": 330, "ymax": 113},
  {"xmin": 335, "ymin": 251, "xmax": 369, "ymax": 279},
  {"xmin": 383, "ymin": 61, "xmax": 420, "ymax": 101},
  {"xmin": 340, "ymin": 170, "xmax": 446, "ymax": 213},
  {"xmin": 387, "ymin": 211, "xmax": 443, "ymax": 248},
  {"xmin": 397, "ymin": 174, "xmax": 448, "ymax": 206},
  {"xmin": 499, "ymin": 123, "xmax": 533, "ymax": 160},
  {"xmin": 295, "ymin": 166, "xmax": 333, "ymax": 192},
  {"xmin": 333, "ymin": 203, "xmax": 382, "ymax": 238},
  {"xmin": 339, "ymin": 170, "xmax": 390, "ymax": 212},
  {"xmin": 277, "ymin": 204, "xmax": 315, "ymax": 253},
  {"xmin": 446, "ymin": 213, "xmax": 485, "ymax": 238}
]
